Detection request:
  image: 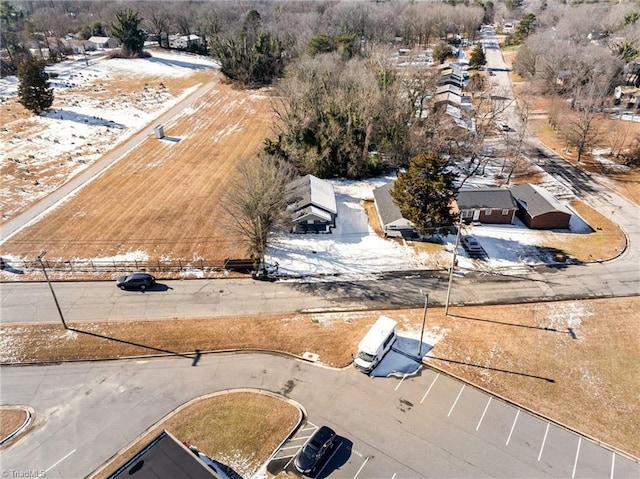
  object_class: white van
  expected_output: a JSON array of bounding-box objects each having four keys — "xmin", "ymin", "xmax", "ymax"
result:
[{"xmin": 354, "ymin": 316, "xmax": 398, "ymax": 373}]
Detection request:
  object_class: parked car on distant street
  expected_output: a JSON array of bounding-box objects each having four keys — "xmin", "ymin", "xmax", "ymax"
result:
[
  {"xmin": 499, "ymin": 122, "xmax": 510, "ymax": 131},
  {"xmin": 294, "ymin": 425, "xmax": 336, "ymax": 476},
  {"xmin": 116, "ymin": 272, "xmax": 156, "ymax": 290},
  {"xmin": 461, "ymin": 236, "xmax": 483, "ymax": 253}
]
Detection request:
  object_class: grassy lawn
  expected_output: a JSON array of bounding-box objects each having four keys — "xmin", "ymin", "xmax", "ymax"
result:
[
  {"xmin": 3, "ymin": 297, "xmax": 639, "ymax": 458},
  {"xmin": 92, "ymin": 391, "xmax": 299, "ymax": 479},
  {"xmin": 0, "ymin": 407, "xmax": 28, "ymax": 440}
]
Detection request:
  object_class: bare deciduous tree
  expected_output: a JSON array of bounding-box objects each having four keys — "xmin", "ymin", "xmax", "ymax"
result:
[{"xmin": 221, "ymin": 155, "xmax": 295, "ymax": 268}]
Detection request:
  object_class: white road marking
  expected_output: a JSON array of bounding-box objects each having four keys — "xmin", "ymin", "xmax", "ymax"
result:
[
  {"xmin": 572, "ymin": 437, "xmax": 582, "ymax": 478},
  {"xmin": 391, "ymin": 474, "xmax": 397, "ymax": 479},
  {"xmin": 610, "ymin": 452, "xmax": 615, "ymax": 479},
  {"xmin": 395, "ymin": 374, "xmax": 407, "ymax": 391},
  {"xmin": 538, "ymin": 423, "xmax": 550, "ymax": 461},
  {"xmin": 420, "ymin": 373, "xmax": 439, "ymax": 404},
  {"xmin": 447, "ymin": 385, "xmax": 465, "ymax": 417},
  {"xmin": 476, "ymin": 397, "xmax": 492, "ymax": 431},
  {"xmin": 353, "ymin": 457, "xmax": 370, "ymax": 479},
  {"xmin": 45, "ymin": 449, "xmax": 76, "ymax": 473},
  {"xmin": 280, "ymin": 444, "xmax": 305, "ymax": 450},
  {"xmin": 506, "ymin": 410, "xmax": 520, "ymax": 446},
  {"xmin": 316, "ymin": 442, "xmax": 342, "ymax": 478}
]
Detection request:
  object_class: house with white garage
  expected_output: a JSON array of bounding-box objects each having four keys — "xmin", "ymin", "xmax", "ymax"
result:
[
  {"xmin": 372, "ymin": 181, "xmax": 417, "ymax": 239},
  {"xmin": 87, "ymin": 36, "xmax": 118, "ymax": 50},
  {"xmin": 510, "ymin": 183, "xmax": 572, "ymax": 230},
  {"xmin": 456, "ymin": 187, "xmax": 518, "ymax": 224},
  {"xmin": 286, "ymin": 175, "xmax": 337, "ymax": 234}
]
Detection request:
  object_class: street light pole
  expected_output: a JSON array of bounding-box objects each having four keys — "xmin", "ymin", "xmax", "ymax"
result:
[
  {"xmin": 37, "ymin": 251, "xmax": 68, "ymax": 330},
  {"xmin": 445, "ymin": 219, "xmax": 462, "ymax": 316},
  {"xmin": 418, "ymin": 290, "xmax": 428, "ymax": 356}
]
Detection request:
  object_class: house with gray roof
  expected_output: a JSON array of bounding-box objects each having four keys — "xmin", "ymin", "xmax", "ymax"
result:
[
  {"xmin": 286, "ymin": 175, "xmax": 338, "ymax": 233},
  {"xmin": 456, "ymin": 188, "xmax": 518, "ymax": 224},
  {"xmin": 372, "ymin": 181, "xmax": 417, "ymax": 238},
  {"xmin": 510, "ymin": 183, "xmax": 572, "ymax": 229}
]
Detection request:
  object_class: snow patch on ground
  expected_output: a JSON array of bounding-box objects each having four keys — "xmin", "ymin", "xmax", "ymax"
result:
[{"xmin": 539, "ymin": 301, "xmax": 594, "ymax": 331}]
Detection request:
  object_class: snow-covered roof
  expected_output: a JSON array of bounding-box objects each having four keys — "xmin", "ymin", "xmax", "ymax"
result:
[
  {"xmin": 287, "ymin": 174, "xmax": 337, "ymax": 216},
  {"xmin": 88, "ymin": 36, "xmax": 110, "ymax": 44}
]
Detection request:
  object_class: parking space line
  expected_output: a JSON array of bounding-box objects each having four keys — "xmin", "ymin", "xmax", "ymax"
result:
[
  {"xmin": 314, "ymin": 442, "xmax": 342, "ymax": 478},
  {"xmin": 395, "ymin": 374, "xmax": 407, "ymax": 391},
  {"xmin": 45, "ymin": 449, "xmax": 76, "ymax": 473},
  {"xmin": 538, "ymin": 423, "xmax": 550, "ymax": 461},
  {"xmin": 476, "ymin": 397, "xmax": 492, "ymax": 431},
  {"xmin": 572, "ymin": 437, "xmax": 582, "ymax": 478},
  {"xmin": 391, "ymin": 474, "xmax": 397, "ymax": 479},
  {"xmin": 610, "ymin": 452, "xmax": 615, "ymax": 479},
  {"xmin": 506, "ymin": 410, "xmax": 520, "ymax": 446},
  {"xmin": 420, "ymin": 373, "xmax": 439, "ymax": 404},
  {"xmin": 447, "ymin": 385, "xmax": 465, "ymax": 417},
  {"xmin": 280, "ymin": 444, "xmax": 304, "ymax": 451},
  {"xmin": 353, "ymin": 457, "xmax": 370, "ymax": 479}
]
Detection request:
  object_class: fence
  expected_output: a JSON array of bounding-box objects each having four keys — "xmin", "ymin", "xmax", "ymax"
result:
[{"xmin": 0, "ymin": 257, "xmax": 256, "ymax": 275}]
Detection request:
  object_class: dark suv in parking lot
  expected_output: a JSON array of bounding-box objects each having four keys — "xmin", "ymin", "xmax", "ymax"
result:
[
  {"xmin": 116, "ymin": 273, "xmax": 156, "ymax": 290},
  {"xmin": 294, "ymin": 425, "xmax": 336, "ymax": 476}
]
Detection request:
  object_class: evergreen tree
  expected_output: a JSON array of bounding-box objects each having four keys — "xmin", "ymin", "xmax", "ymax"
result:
[
  {"xmin": 17, "ymin": 59, "xmax": 54, "ymax": 114},
  {"xmin": 390, "ymin": 153, "xmax": 458, "ymax": 234},
  {"xmin": 468, "ymin": 44, "xmax": 487, "ymax": 69},
  {"xmin": 110, "ymin": 8, "xmax": 147, "ymax": 57}
]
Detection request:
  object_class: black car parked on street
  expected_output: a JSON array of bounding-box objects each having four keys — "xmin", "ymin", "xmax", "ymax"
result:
[{"xmin": 116, "ymin": 273, "xmax": 156, "ymax": 290}]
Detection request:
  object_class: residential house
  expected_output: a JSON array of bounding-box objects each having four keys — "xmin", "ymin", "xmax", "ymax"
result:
[
  {"xmin": 107, "ymin": 430, "xmax": 220, "ymax": 479},
  {"xmin": 87, "ymin": 36, "xmax": 118, "ymax": 50},
  {"xmin": 372, "ymin": 181, "xmax": 417, "ymax": 239},
  {"xmin": 438, "ymin": 73, "xmax": 465, "ymax": 89},
  {"xmin": 510, "ymin": 183, "xmax": 572, "ymax": 230},
  {"xmin": 435, "ymin": 84, "xmax": 463, "ymax": 97},
  {"xmin": 286, "ymin": 175, "xmax": 338, "ymax": 234},
  {"xmin": 456, "ymin": 188, "xmax": 518, "ymax": 224},
  {"xmin": 169, "ymin": 34, "xmax": 203, "ymax": 49},
  {"xmin": 614, "ymin": 85, "xmax": 640, "ymax": 109}
]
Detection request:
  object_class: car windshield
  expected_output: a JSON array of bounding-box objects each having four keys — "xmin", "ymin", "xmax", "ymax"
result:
[
  {"xmin": 357, "ymin": 351, "xmax": 375, "ymax": 362},
  {"xmin": 302, "ymin": 442, "xmax": 320, "ymax": 459}
]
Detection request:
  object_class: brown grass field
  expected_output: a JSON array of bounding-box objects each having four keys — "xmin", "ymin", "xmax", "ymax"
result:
[
  {"xmin": 0, "ymin": 407, "xmax": 28, "ymax": 440},
  {"xmin": 1, "ymin": 74, "xmax": 273, "ymax": 263},
  {"xmin": 93, "ymin": 391, "xmax": 298, "ymax": 479},
  {"xmin": 2, "ymin": 297, "xmax": 639, "ymax": 458}
]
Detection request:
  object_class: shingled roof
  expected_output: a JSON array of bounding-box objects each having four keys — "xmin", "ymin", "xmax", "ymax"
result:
[
  {"xmin": 372, "ymin": 181, "xmax": 405, "ymax": 226},
  {"xmin": 510, "ymin": 183, "xmax": 572, "ymax": 217},
  {"xmin": 456, "ymin": 188, "xmax": 517, "ymax": 210}
]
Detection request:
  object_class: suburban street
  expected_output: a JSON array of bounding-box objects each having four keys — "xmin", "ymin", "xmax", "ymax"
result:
[{"xmin": 1, "ymin": 30, "xmax": 639, "ymax": 479}]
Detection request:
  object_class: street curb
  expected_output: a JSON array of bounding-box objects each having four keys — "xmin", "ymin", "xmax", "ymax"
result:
[
  {"xmin": 88, "ymin": 389, "xmax": 306, "ymax": 479},
  {"xmin": 421, "ymin": 360, "xmax": 640, "ymax": 464},
  {"xmin": 0, "ymin": 405, "xmax": 35, "ymax": 449}
]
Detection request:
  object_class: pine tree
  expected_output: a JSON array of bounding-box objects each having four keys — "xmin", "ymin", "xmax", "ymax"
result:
[
  {"xmin": 391, "ymin": 153, "xmax": 458, "ymax": 234},
  {"xmin": 110, "ymin": 8, "xmax": 146, "ymax": 57},
  {"xmin": 17, "ymin": 59, "xmax": 54, "ymax": 114},
  {"xmin": 468, "ymin": 45, "xmax": 487, "ymax": 69}
]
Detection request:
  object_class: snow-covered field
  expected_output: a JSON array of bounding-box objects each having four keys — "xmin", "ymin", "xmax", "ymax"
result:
[{"xmin": 1, "ymin": 50, "xmax": 593, "ymax": 279}]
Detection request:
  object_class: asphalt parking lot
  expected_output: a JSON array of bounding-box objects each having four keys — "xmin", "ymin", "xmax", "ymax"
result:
[{"xmin": 269, "ymin": 367, "xmax": 640, "ymax": 478}]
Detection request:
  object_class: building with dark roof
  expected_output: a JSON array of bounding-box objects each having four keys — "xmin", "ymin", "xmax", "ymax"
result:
[
  {"xmin": 107, "ymin": 430, "xmax": 220, "ymax": 479},
  {"xmin": 510, "ymin": 183, "xmax": 572, "ymax": 229},
  {"xmin": 456, "ymin": 188, "xmax": 518, "ymax": 224},
  {"xmin": 372, "ymin": 181, "xmax": 416, "ymax": 238},
  {"xmin": 286, "ymin": 175, "xmax": 338, "ymax": 233}
]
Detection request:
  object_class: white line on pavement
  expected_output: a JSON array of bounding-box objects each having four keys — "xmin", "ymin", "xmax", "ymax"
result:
[
  {"xmin": 610, "ymin": 452, "xmax": 615, "ymax": 479},
  {"xmin": 572, "ymin": 437, "xmax": 582, "ymax": 478},
  {"xmin": 447, "ymin": 385, "xmax": 465, "ymax": 417},
  {"xmin": 391, "ymin": 474, "xmax": 397, "ymax": 479},
  {"xmin": 506, "ymin": 410, "xmax": 520, "ymax": 446},
  {"xmin": 395, "ymin": 374, "xmax": 407, "ymax": 391},
  {"xmin": 538, "ymin": 423, "xmax": 550, "ymax": 461},
  {"xmin": 420, "ymin": 373, "xmax": 439, "ymax": 404},
  {"xmin": 45, "ymin": 449, "xmax": 77, "ymax": 473},
  {"xmin": 353, "ymin": 457, "xmax": 370, "ymax": 479},
  {"xmin": 316, "ymin": 442, "xmax": 342, "ymax": 478},
  {"xmin": 476, "ymin": 397, "xmax": 492, "ymax": 431}
]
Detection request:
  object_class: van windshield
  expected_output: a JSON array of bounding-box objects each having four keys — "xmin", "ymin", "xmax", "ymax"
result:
[{"xmin": 357, "ymin": 351, "xmax": 375, "ymax": 362}]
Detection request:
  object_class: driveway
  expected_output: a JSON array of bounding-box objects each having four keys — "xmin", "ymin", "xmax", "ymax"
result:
[{"xmin": 1, "ymin": 356, "xmax": 637, "ymax": 478}]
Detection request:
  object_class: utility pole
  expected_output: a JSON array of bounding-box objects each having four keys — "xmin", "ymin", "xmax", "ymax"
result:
[
  {"xmin": 37, "ymin": 251, "xmax": 68, "ymax": 329},
  {"xmin": 445, "ymin": 219, "xmax": 463, "ymax": 316},
  {"xmin": 418, "ymin": 289, "xmax": 428, "ymax": 356}
]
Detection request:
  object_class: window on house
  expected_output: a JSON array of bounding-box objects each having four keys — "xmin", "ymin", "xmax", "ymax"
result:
[
  {"xmin": 485, "ymin": 209, "xmax": 491, "ymax": 215},
  {"xmin": 502, "ymin": 209, "xmax": 510, "ymax": 215}
]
